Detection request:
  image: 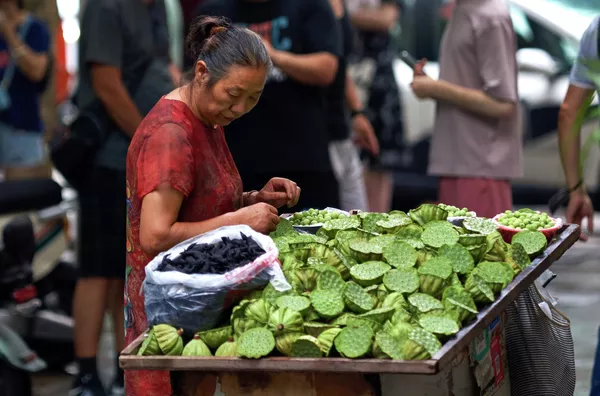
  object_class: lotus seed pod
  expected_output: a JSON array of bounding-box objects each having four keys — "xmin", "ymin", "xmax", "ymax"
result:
[
  {"xmin": 334, "ymin": 324, "xmax": 374, "ymax": 359},
  {"xmin": 358, "ymin": 307, "xmax": 395, "ymax": 324},
  {"xmin": 464, "ymin": 273, "xmax": 495, "ymax": 304},
  {"xmin": 382, "ymin": 241, "xmax": 418, "ymax": 269},
  {"xmin": 407, "ymin": 293, "xmax": 444, "ymax": 315},
  {"xmin": 237, "ymin": 328, "xmax": 275, "ymax": 359},
  {"xmin": 403, "ymin": 328, "xmax": 442, "ymax": 360},
  {"xmin": 303, "ymin": 308, "xmax": 321, "ymax": 322},
  {"xmin": 196, "ymin": 326, "xmax": 233, "ymax": 350},
  {"xmin": 137, "ymin": 329, "xmax": 161, "ymax": 356},
  {"xmin": 343, "ymin": 281, "xmax": 375, "ymax": 314},
  {"xmin": 309, "ymin": 289, "xmax": 345, "ymax": 319},
  {"xmin": 383, "ymin": 268, "xmax": 420, "ymax": 295},
  {"xmin": 330, "ymin": 312, "xmax": 357, "ymax": 326},
  {"xmin": 304, "ymin": 322, "xmax": 339, "ymax": 338},
  {"xmin": 275, "ymin": 332, "xmax": 304, "ymax": 356},
  {"xmin": 182, "ymin": 335, "xmax": 212, "ymax": 357},
  {"xmin": 154, "ymin": 324, "xmax": 184, "ymax": 356},
  {"xmin": 276, "ymin": 295, "xmax": 311, "ymax": 315},
  {"xmin": 268, "ymin": 307, "xmax": 304, "ymax": 336},
  {"xmin": 347, "ymin": 316, "xmax": 383, "ymax": 333},
  {"xmin": 418, "ymin": 312, "xmax": 460, "ymax": 337},
  {"xmin": 373, "ymin": 331, "xmax": 403, "ymax": 359},
  {"xmin": 437, "ymin": 244, "xmax": 474, "ymax": 276},
  {"xmin": 317, "ymin": 328, "xmax": 342, "ymax": 356},
  {"xmin": 246, "ymin": 299, "xmax": 275, "ymax": 324},
  {"xmin": 383, "ymin": 320, "xmax": 414, "ymax": 342},
  {"xmin": 316, "ymin": 269, "xmax": 346, "ymax": 292},
  {"xmin": 350, "ymin": 261, "xmax": 391, "ymax": 287},
  {"xmin": 381, "ymin": 292, "xmax": 408, "ymax": 311},
  {"xmin": 215, "ymin": 339, "xmax": 238, "ymax": 357},
  {"xmin": 291, "ymin": 335, "xmax": 323, "ymax": 358},
  {"xmin": 376, "ymin": 284, "xmax": 389, "ymax": 307}
]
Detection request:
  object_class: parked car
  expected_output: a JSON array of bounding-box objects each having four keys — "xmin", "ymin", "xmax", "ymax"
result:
[{"xmin": 388, "ymin": 0, "xmax": 599, "ymax": 209}]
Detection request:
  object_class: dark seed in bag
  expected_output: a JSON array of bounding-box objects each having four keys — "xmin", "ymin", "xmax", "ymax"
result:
[{"xmin": 157, "ymin": 233, "xmax": 266, "ymax": 275}]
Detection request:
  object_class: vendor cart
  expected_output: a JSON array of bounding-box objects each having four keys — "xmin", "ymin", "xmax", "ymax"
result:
[{"xmin": 120, "ymin": 224, "xmax": 580, "ymax": 396}]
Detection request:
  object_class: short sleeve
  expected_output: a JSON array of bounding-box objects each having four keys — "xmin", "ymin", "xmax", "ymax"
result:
[
  {"xmin": 136, "ymin": 123, "xmax": 195, "ymax": 199},
  {"xmin": 475, "ymin": 18, "xmax": 518, "ymax": 103},
  {"xmin": 301, "ymin": 0, "xmax": 342, "ymax": 56},
  {"xmin": 80, "ymin": 2, "xmax": 123, "ymax": 69},
  {"xmin": 569, "ymin": 17, "xmax": 599, "ymax": 90},
  {"xmin": 24, "ymin": 19, "xmax": 50, "ymax": 54}
]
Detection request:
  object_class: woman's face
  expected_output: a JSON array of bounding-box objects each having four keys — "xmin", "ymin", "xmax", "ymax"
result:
[{"xmin": 196, "ymin": 64, "xmax": 268, "ymax": 127}]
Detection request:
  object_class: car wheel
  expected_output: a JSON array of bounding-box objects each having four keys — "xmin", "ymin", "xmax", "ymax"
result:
[{"xmin": 0, "ymin": 360, "xmax": 32, "ymax": 396}]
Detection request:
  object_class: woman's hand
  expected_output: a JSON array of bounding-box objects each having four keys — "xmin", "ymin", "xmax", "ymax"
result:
[
  {"xmin": 234, "ymin": 203, "xmax": 281, "ymax": 234},
  {"xmin": 352, "ymin": 114, "xmax": 379, "ymax": 156},
  {"xmin": 566, "ymin": 191, "xmax": 594, "ymax": 241},
  {"xmin": 256, "ymin": 178, "xmax": 301, "ymax": 209}
]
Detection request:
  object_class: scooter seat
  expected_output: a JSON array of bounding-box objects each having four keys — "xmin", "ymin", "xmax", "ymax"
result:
[{"xmin": 0, "ymin": 179, "xmax": 62, "ymax": 215}]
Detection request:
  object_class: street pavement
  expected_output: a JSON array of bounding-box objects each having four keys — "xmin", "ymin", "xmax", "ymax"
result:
[{"xmin": 31, "ymin": 210, "xmax": 600, "ymax": 396}]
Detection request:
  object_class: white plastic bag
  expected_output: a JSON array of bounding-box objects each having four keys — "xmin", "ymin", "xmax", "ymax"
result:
[{"xmin": 143, "ymin": 225, "xmax": 290, "ymax": 333}]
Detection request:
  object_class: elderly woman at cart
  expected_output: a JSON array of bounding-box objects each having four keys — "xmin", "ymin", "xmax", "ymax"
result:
[{"xmin": 124, "ymin": 16, "xmax": 301, "ymax": 396}]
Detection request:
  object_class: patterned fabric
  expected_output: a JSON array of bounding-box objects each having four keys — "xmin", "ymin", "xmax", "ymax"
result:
[{"xmin": 124, "ymin": 98, "xmax": 243, "ymax": 396}]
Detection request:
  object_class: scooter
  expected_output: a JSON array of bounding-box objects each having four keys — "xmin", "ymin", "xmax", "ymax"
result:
[{"xmin": 0, "ymin": 177, "xmax": 77, "ymax": 374}]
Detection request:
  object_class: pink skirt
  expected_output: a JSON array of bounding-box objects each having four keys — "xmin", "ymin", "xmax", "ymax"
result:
[{"xmin": 438, "ymin": 177, "xmax": 512, "ymax": 219}]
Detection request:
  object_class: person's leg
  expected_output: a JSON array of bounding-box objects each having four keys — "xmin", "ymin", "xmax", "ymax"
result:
[
  {"xmin": 329, "ymin": 140, "xmax": 368, "ymax": 212},
  {"xmin": 1, "ymin": 128, "xmax": 49, "ymax": 180},
  {"xmin": 364, "ymin": 167, "xmax": 394, "ymax": 213}
]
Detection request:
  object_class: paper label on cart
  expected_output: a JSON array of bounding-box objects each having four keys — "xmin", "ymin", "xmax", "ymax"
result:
[
  {"xmin": 490, "ymin": 336, "xmax": 505, "ymax": 385},
  {"xmin": 472, "ymin": 328, "xmax": 491, "ymax": 361}
]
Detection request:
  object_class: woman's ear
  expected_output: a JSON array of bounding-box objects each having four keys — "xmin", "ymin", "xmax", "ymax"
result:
[{"xmin": 195, "ymin": 61, "xmax": 210, "ymax": 85}]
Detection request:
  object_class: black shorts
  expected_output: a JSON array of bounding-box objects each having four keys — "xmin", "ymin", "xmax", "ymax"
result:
[
  {"xmin": 77, "ymin": 166, "xmax": 126, "ymax": 279},
  {"xmin": 240, "ymin": 171, "xmax": 340, "ymax": 212}
]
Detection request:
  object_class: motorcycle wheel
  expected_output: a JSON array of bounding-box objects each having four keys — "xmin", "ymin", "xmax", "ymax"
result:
[{"xmin": 0, "ymin": 360, "xmax": 32, "ymax": 396}]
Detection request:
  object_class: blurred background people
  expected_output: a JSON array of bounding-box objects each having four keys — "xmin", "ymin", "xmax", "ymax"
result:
[
  {"xmin": 71, "ymin": 0, "xmax": 174, "ymax": 395},
  {"xmin": 411, "ymin": 0, "xmax": 522, "ymax": 218},
  {"xmin": 0, "ymin": 0, "xmax": 51, "ymax": 180},
  {"xmin": 347, "ymin": 0, "xmax": 403, "ymax": 213},
  {"xmin": 196, "ymin": 0, "xmax": 341, "ymax": 210},
  {"xmin": 327, "ymin": 0, "xmax": 379, "ymax": 212}
]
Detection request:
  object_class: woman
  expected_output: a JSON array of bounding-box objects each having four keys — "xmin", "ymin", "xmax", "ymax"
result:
[
  {"xmin": 347, "ymin": 0, "xmax": 403, "ymax": 213},
  {"xmin": 124, "ymin": 16, "xmax": 300, "ymax": 395},
  {"xmin": 0, "ymin": 0, "xmax": 50, "ymax": 180}
]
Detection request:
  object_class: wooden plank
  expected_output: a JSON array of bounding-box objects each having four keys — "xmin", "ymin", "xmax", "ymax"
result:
[
  {"xmin": 434, "ymin": 223, "xmax": 580, "ymax": 370},
  {"xmin": 121, "ymin": 331, "xmax": 146, "ymax": 356},
  {"xmin": 119, "ymin": 224, "xmax": 579, "ymax": 375}
]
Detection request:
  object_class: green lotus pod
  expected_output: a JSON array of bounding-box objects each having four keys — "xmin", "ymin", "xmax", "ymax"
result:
[
  {"xmin": 154, "ymin": 324, "xmax": 184, "ymax": 356},
  {"xmin": 232, "ymin": 316, "xmax": 261, "ymax": 338},
  {"xmin": 483, "ymin": 231, "xmax": 508, "ymax": 263},
  {"xmin": 408, "ymin": 204, "xmax": 449, "ymax": 226},
  {"xmin": 304, "ymin": 322, "xmax": 339, "ymax": 337},
  {"xmin": 321, "ymin": 216, "xmax": 362, "ymax": 239},
  {"xmin": 364, "ymin": 285, "xmax": 379, "ymax": 307},
  {"xmin": 421, "ymin": 225, "xmax": 459, "ymax": 249},
  {"xmin": 512, "ymin": 230, "xmax": 547, "ymax": 258},
  {"xmin": 289, "ymin": 242, "xmax": 329, "ymax": 260},
  {"xmin": 350, "ymin": 261, "xmax": 391, "ymax": 287},
  {"xmin": 182, "ymin": 335, "xmax": 212, "ymax": 357},
  {"xmin": 358, "ymin": 307, "xmax": 395, "ymax": 324},
  {"xmin": 370, "ymin": 235, "xmax": 398, "ymax": 249},
  {"xmin": 237, "ymin": 328, "xmax": 275, "ymax": 359},
  {"xmin": 317, "ymin": 269, "xmax": 347, "ymax": 292},
  {"xmin": 310, "ymin": 289, "xmax": 345, "ymax": 319},
  {"xmin": 276, "ymin": 295, "xmax": 311, "ymax": 315},
  {"xmin": 215, "ymin": 340, "xmax": 238, "ymax": 357},
  {"xmin": 137, "ymin": 329, "xmax": 161, "ymax": 356},
  {"xmin": 349, "ymin": 240, "xmax": 384, "ymax": 263},
  {"xmin": 381, "ymin": 292, "xmax": 408, "ymax": 311},
  {"xmin": 376, "ymin": 216, "xmax": 413, "ymax": 234},
  {"xmin": 382, "ymin": 241, "xmax": 418, "ymax": 269},
  {"xmin": 449, "ymin": 272, "xmax": 462, "ymax": 287},
  {"xmin": 408, "ymin": 293, "xmax": 444, "ymax": 315},
  {"xmin": 303, "ymin": 308, "xmax": 321, "ymax": 322},
  {"xmin": 347, "ymin": 316, "xmax": 383, "ymax": 333},
  {"xmin": 376, "ymin": 284, "xmax": 390, "ymax": 306},
  {"xmin": 418, "ymin": 312, "xmax": 460, "ymax": 337},
  {"xmin": 463, "ymin": 273, "xmax": 495, "ymax": 304},
  {"xmin": 268, "ymin": 307, "xmax": 304, "ymax": 336},
  {"xmin": 396, "ymin": 224, "xmax": 424, "ymax": 242},
  {"xmin": 261, "ymin": 284, "xmax": 297, "ymax": 305},
  {"xmin": 458, "ymin": 233, "xmax": 488, "ymax": 247},
  {"xmin": 306, "ymin": 257, "xmax": 330, "ymax": 273},
  {"xmin": 343, "ymin": 281, "xmax": 376, "ymax": 314},
  {"xmin": 463, "ymin": 217, "xmax": 498, "ymax": 235},
  {"xmin": 246, "ymin": 299, "xmax": 275, "ymax": 325},
  {"xmin": 438, "ymin": 244, "xmax": 474, "ymax": 276},
  {"xmin": 330, "ymin": 312, "xmax": 357, "ymax": 326},
  {"xmin": 467, "ymin": 244, "xmax": 488, "ymax": 263},
  {"xmin": 335, "ymin": 229, "xmax": 374, "ymax": 258},
  {"xmin": 390, "ymin": 306, "xmax": 413, "ymax": 324},
  {"xmin": 317, "ymin": 328, "xmax": 342, "ymax": 356},
  {"xmin": 473, "ymin": 261, "xmax": 512, "ymax": 293},
  {"xmin": 505, "ymin": 243, "xmax": 531, "ymax": 274},
  {"xmin": 418, "ymin": 257, "xmax": 453, "ymax": 297},
  {"xmin": 416, "ymin": 248, "xmax": 436, "ymax": 267},
  {"xmin": 248, "ymin": 289, "xmax": 264, "ymax": 301},
  {"xmin": 196, "ymin": 326, "xmax": 233, "ymax": 350},
  {"xmin": 383, "ymin": 268, "xmax": 420, "ymax": 295},
  {"xmin": 403, "ymin": 328, "xmax": 442, "ymax": 360},
  {"xmin": 383, "ymin": 320, "xmax": 414, "ymax": 342},
  {"xmin": 442, "ymin": 286, "xmax": 478, "ymax": 324},
  {"xmin": 322, "ymin": 247, "xmax": 352, "ymax": 280},
  {"xmin": 372, "ymin": 331, "xmax": 404, "ymax": 359},
  {"xmin": 359, "ymin": 212, "xmax": 389, "ymax": 233},
  {"xmin": 286, "ymin": 268, "xmax": 319, "ymax": 295},
  {"xmin": 291, "ymin": 335, "xmax": 323, "ymax": 358},
  {"xmin": 334, "ymin": 324, "xmax": 374, "ymax": 358},
  {"xmin": 275, "ymin": 332, "xmax": 304, "ymax": 356}
]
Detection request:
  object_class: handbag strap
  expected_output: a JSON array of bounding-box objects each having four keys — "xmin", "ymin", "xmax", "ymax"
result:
[{"xmin": 1, "ymin": 16, "xmax": 34, "ymax": 89}]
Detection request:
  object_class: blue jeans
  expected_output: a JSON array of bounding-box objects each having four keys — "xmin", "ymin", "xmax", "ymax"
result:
[
  {"xmin": 591, "ymin": 326, "xmax": 600, "ymax": 395},
  {"xmin": 0, "ymin": 122, "xmax": 45, "ymax": 167}
]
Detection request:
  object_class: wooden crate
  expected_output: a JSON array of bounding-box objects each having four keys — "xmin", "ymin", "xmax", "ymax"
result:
[{"xmin": 120, "ymin": 224, "xmax": 580, "ymax": 395}]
